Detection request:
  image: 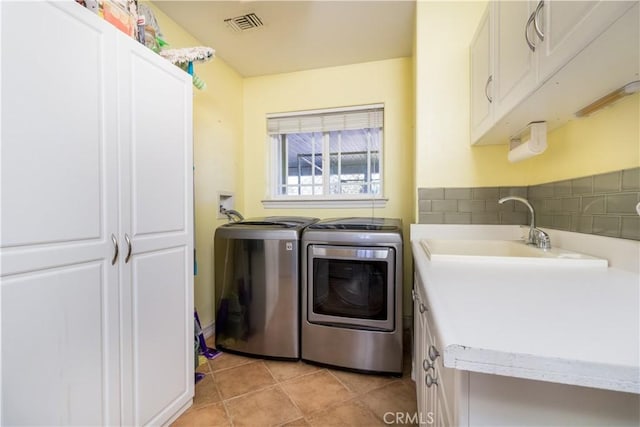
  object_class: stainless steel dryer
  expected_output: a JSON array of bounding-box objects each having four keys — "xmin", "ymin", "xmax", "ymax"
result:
[
  {"xmin": 301, "ymin": 217, "xmax": 403, "ymax": 374},
  {"xmin": 214, "ymin": 216, "xmax": 318, "ymax": 359}
]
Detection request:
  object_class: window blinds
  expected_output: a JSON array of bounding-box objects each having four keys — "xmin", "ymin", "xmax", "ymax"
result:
[{"xmin": 267, "ymin": 105, "xmax": 383, "ymax": 135}]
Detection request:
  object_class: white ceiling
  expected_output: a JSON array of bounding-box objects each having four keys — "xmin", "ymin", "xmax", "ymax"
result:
[{"xmin": 152, "ymin": 1, "xmax": 416, "ymax": 77}]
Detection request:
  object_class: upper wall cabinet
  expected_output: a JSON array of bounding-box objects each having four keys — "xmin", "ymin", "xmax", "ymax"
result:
[
  {"xmin": 470, "ymin": 7, "xmax": 494, "ymax": 142},
  {"xmin": 492, "ymin": 1, "xmax": 538, "ymax": 120},
  {"xmin": 470, "ymin": 0, "xmax": 638, "ymax": 145}
]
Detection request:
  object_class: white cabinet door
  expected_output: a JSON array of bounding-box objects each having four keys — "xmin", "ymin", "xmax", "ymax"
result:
[
  {"xmin": 0, "ymin": 2, "xmax": 120, "ymax": 425},
  {"xmin": 493, "ymin": 0, "xmax": 539, "ymax": 118},
  {"xmin": 469, "ymin": 6, "xmax": 494, "ymax": 143},
  {"xmin": 117, "ymin": 33, "xmax": 194, "ymax": 426},
  {"xmin": 536, "ymin": 0, "xmax": 635, "ymax": 83},
  {"xmin": 413, "ymin": 287, "xmax": 428, "ymax": 424}
]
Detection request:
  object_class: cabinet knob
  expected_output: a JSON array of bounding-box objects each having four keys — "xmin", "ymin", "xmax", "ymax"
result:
[
  {"xmin": 428, "ymin": 345, "xmax": 440, "ymax": 361},
  {"xmin": 423, "ymin": 358, "xmax": 434, "ymax": 371},
  {"xmin": 419, "ymin": 303, "xmax": 427, "ymax": 314},
  {"xmin": 425, "ymin": 373, "xmax": 438, "ymax": 388}
]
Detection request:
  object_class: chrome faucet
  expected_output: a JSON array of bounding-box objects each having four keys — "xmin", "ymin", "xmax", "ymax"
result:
[{"xmin": 498, "ymin": 196, "xmax": 551, "ymax": 250}]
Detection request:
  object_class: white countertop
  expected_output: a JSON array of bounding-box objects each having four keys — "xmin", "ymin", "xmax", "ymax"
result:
[{"xmin": 411, "ymin": 225, "xmax": 640, "ymax": 394}]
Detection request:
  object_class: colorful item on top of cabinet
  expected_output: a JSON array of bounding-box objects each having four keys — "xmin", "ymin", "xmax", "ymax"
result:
[
  {"xmin": 102, "ymin": 0, "xmax": 137, "ymax": 37},
  {"xmin": 75, "ymin": 0, "xmax": 139, "ymax": 38},
  {"xmin": 160, "ymin": 47, "xmax": 215, "ymax": 90},
  {"xmin": 137, "ymin": 3, "xmax": 167, "ymax": 52},
  {"xmin": 159, "ymin": 47, "xmax": 215, "ymax": 66}
]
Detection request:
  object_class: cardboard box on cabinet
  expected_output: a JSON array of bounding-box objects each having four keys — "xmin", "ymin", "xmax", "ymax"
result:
[{"xmin": 102, "ymin": 0, "xmax": 137, "ymax": 38}]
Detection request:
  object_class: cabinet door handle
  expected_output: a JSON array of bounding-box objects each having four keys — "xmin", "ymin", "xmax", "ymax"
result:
[
  {"xmin": 412, "ymin": 289, "xmax": 416, "ymax": 301},
  {"xmin": 484, "ymin": 75, "xmax": 493, "ymax": 103},
  {"xmin": 124, "ymin": 233, "xmax": 132, "ymax": 263},
  {"xmin": 534, "ymin": 1, "xmax": 544, "ymax": 42},
  {"xmin": 111, "ymin": 234, "xmax": 119, "ymax": 265},
  {"xmin": 423, "ymin": 358, "xmax": 434, "ymax": 371},
  {"xmin": 419, "ymin": 303, "xmax": 427, "ymax": 314},
  {"xmin": 428, "ymin": 345, "xmax": 440, "ymax": 361},
  {"xmin": 425, "ymin": 373, "xmax": 438, "ymax": 388},
  {"xmin": 525, "ymin": 12, "xmax": 536, "ymax": 52}
]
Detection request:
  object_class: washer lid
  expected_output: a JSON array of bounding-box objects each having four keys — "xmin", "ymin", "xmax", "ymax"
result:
[
  {"xmin": 221, "ymin": 216, "xmax": 318, "ymax": 229},
  {"xmin": 307, "ymin": 217, "xmax": 401, "ymax": 231}
]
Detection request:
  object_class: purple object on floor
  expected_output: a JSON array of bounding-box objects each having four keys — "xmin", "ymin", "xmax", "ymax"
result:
[
  {"xmin": 195, "ymin": 309, "xmax": 222, "ymax": 360},
  {"xmin": 195, "ymin": 372, "xmax": 206, "ymax": 384}
]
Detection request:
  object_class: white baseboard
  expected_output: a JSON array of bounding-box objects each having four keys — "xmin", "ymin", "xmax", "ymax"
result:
[{"xmin": 201, "ymin": 321, "xmax": 215, "ymax": 340}]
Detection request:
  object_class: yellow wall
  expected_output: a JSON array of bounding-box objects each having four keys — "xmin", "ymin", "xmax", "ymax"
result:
[
  {"xmin": 526, "ymin": 93, "xmax": 639, "ymax": 183},
  {"xmin": 242, "ymin": 58, "xmax": 415, "ymax": 316},
  {"xmin": 415, "ymin": 1, "xmax": 639, "ymax": 201},
  {"xmin": 148, "ymin": 3, "xmax": 244, "ymax": 328},
  {"xmin": 149, "ymin": 0, "xmax": 639, "ymax": 327}
]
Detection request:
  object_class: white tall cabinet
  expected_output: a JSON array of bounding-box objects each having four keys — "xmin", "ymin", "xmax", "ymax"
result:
[{"xmin": 1, "ymin": 1, "xmax": 194, "ymax": 425}]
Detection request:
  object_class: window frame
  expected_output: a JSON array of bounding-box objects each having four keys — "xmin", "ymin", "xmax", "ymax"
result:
[{"xmin": 263, "ymin": 104, "xmax": 388, "ymax": 208}]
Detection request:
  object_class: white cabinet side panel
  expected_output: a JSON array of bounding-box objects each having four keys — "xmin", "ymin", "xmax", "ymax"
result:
[
  {"xmin": 468, "ymin": 371, "xmax": 640, "ymax": 426},
  {"xmin": 1, "ymin": 2, "xmax": 110, "ymax": 247},
  {"xmin": 1, "ymin": 263, "xmax": 116, "ymax": 425}
]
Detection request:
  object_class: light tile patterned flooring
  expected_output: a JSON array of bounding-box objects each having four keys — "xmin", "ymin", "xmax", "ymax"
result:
[{"xmin": 172, "ymin": 337, "xmax": 417, "ymax": 426}]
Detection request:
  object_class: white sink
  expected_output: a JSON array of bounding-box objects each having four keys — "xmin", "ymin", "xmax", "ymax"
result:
[{"xmin": 421, "ymin": 239, "xmax": 608, "ymax": 268}]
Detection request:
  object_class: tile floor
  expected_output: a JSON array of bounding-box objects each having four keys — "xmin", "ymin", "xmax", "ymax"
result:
[{"xmin": 172, "ymin": 336, "xmax": 417, "ymax": 426}]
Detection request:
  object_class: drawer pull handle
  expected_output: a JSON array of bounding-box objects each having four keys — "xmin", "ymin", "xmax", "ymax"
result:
[
  {"xmin": 525, "ymin": 12, "xmax": 536, "ymax": 52},
  {"xmin": 428, "ymin": 345, "xmax": 440, "ymax": 361},
  {"xmin": 124, "ymin": 233, "xmax": 132, "ymax": 263},
  {"xmin": 484, "ymin": 75, "xmax": 493, "ymax": 103},
  {"xmin": 534, "ymin": 0, "xmax": 545, "ymax": 41},
  {"xmin": 425, "ymin": 373, "xmax": 438, "ymax": 388},
  {"xmin": 111, "ymin": 234, "xmax": 119, "ymax": 265}
]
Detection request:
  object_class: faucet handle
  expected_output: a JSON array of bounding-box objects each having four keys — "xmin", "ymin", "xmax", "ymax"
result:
[
  {"xmin": 538, "ymin": 234, "xmax": 551, "ymax": 250},
  {"xmin": 532, "ymin": 228, "xmax": 551, "ymax": 250}
]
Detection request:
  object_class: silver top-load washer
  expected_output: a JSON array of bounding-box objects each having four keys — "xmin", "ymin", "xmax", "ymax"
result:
[{"xmin": 214, "ymin": 216, "xmax": 318, "ymax": 359}]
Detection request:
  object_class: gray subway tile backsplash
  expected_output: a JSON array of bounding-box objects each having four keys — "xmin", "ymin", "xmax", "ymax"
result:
[
  {"xmin": 561, "ymin": 197, "xmax": 581, "ymax": 213},
  {"xmin": 417, "ymin": 167, "xmax": 640, "ymax": 241},
  {"xmin": 621, "ymin": 217, "xmax": 640, "ymax": 240},
  {"xmin": 458, "ymin": 200, "xmax": 485, "ymax": 213},
  {"xmin": 444, "ymin": 212, "xmax": 471, "ymax": 224},
  {"xmin": 571, "ymin": 176, "xmax": 593, "ymax": 195},
  {"xmin": 606, "ymin": 193, "xmax": 639, "ymax": 215},
  {"xmin": 593, "ymin": 216, "xmax": 620, "ymax": 237},
  {"xmin": 432, "ymin": 199, "xmax": 457, "ymax": 212},
  {"xmin": 594, "ymin": 171, "xmax": 621, "ymax": 193},
  {"xmin": 582, "ymin": 196, "xmax": 605, "ymax": 214},
  {"xmin": 418, "ymin": 188, "xmax": 444, "ymax": 200},
  {"xmin": 418, "ymin": 213, "xmax": 444, "ymax": 224},
  {"xmin": 444, "ymin": 188, "xmax": 471, "ymax": 200},
  {"xmin": 554, "ymin": 180, "xmax": 572, "ymax": 197},
  {"xmin": 622, "ymin": 168, "xmax": 640, "ymax": 191},
  {"xmin": 473, "ymin": 187, "xmax": 500, "ymax": 200}
]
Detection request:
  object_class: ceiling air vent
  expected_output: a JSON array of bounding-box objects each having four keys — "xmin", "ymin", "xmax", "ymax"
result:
[{"xmin": 224, "ymin": 13, "xmax": 264, "ymax": 32}]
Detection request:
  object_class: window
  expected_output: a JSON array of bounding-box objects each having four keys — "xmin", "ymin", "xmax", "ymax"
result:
[{"xmin": 266, "ymin": 104, "xmax": 384, "ymax": 204}]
